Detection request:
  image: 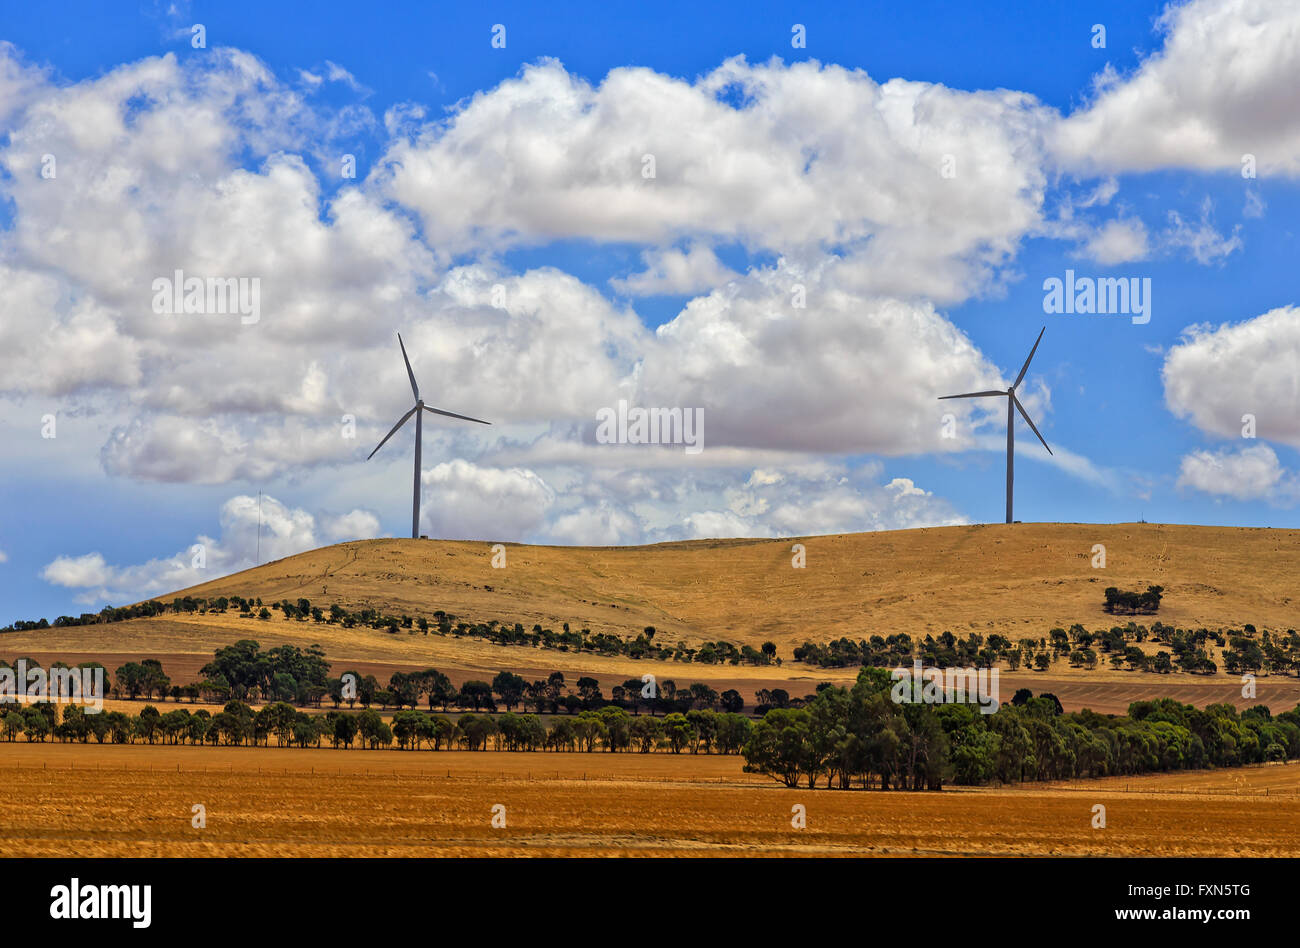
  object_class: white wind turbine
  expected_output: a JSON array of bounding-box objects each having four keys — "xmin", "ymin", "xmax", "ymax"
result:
[
  {"xmin": 368, "ymin": 333, "xmax": 491, "ymax": 539},
  {"xmin": 939, "ymin": 327, "xmax": 1052, "ymax": 524}
]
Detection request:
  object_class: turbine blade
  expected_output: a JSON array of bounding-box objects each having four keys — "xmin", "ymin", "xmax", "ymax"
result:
[
  {"xmin": 423, "ymin": 404, "xmax": 491, "ymax": 425},
  {"xmin": 397, "ymin": 333, "xmax": 420, "ymax": 401},
  {"xmin": 937, "ymin": 390, "xmax": 1005, "ymax": 400},
  {"xmin": 1011, "ymin": 326, "xmax": 1046, "ymax": 390},
  {"xmin": 1012, "ymin": 393, "xmax": 1052, "ymax": 455},
  {"xmin": 366, "ymin": 406, "xmax": 417, "ymax": 460}
]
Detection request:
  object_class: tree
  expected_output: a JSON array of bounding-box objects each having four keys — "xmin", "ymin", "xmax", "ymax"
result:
[
  {"xmin": 572, "ymin": 713, "xmax": 607, "ymax": 752},
  {"xmin": 457, "ymin": 714, "xmax": 498, "ymax": 751},
  {"xmin": 185, "ymin": 713, "xmax": 209, "ymax": 746},
  {"xmin": 421, "ymin": 670, "xmax": 455, "ymax": 711},
  {"xmin": 629, "ymin": 715, "xmax": 663, "ymax": 752},
  {"xmin": 392, "ymin": 710, "xmax": 424, "ymax": 749},
  {"xmin": 461, "ymin": 680, "xmax": 494, "ymax": 712},
  {"xmin": 716, "ymin": 713, "xmax": 753, "ymax": 754},
  {"xmin": 621, "ymin": 679, "xmax": 646, "ymax": 714},
  {"xmin": 134, "ymin": 705, "xmax": 162, "ymax": 744},
  {"xmin": 741, "ymin": 708, "xmax": 808, "ymax": 787},
  {"xmin": 114, "ymin": 662, "xmax": 145, "ymax": 699},
  {"xmin": 388, "ymin": 672, "xmax": 419, "ymax": 709},
  {"xmin": 492, "ymin": 672, "xmax": 526, "ymax": 711},
  {"xmin": 332, "ymin": 713, "xmax": 358, "ymax": 749},
  {"xmin": 3, "ymin": 710, "xmax": 24, "ymax": 741},
  {"xmin": 598, "ymin": 707, "xmax": 632, "ymax": 752},
  {"xmin": 661, "ymin": 713, "xmax": 696, "ymax": 755},
  {"xmin": 160, "ymin": 709, "xmax": 190, "ymax": 745},
  {"xmin": 576, "ymin": 677, "xmax": 603, "ymax": 710},
  {"xmin": 262, "ymin": 702, "xmax": 297, "ymax": 746},
  {"xmin": 140, "ymin": 659, "xmax": 171, "ymax": 699},
  {"xmin": 356, "ymin": 709, "xmax": 392, "ymax": 749}
]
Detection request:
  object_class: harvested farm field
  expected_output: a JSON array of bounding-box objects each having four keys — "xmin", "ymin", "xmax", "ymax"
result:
[{"xmin": 3, "ymin": 742, "xmax": 1299, "ymax": 857}]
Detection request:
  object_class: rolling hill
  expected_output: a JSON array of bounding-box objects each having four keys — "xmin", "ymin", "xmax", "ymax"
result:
[
  {"xmin": 169, "ymin": 521, "xmax": 1298, "ymax": 642},
  {"xmin": 5, "ymin": 522, "xmax": 1299, "ymax": 713}
]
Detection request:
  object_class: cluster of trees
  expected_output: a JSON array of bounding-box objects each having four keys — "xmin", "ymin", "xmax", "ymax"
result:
[
  {"xmin": 113, "ymin": 660, "xmax": 172, "ymax": 700},
  {"xmin": 1216, "ymin": 626, "xmax": 1300, "ymax": 676},
  {"xmin": 740, "ymin": 669, "xmax": 1300, "ymax": 790},
  {"xmin": 1103, "ymin": 585, "xmax": 1164, "ymax": 615},
  {"xmin": 794, "ymin": 632, "xmax": 1019, "ymax": 669},
  {"xmin": 195, "ymin": 640, "xmax": 331, "ymax": 705}
]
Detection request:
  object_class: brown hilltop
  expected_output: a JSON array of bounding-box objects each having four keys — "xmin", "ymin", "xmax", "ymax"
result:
[
  {"xmin": 169, "ymin": 522, "xmax": 1299, "ymax": 644},
  {"xmin": 7, "ymin": 523, "xmax": 1299, "ymax": 715}
]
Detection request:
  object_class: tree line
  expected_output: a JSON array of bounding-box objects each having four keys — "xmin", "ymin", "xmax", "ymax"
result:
[
  {"xmin": 2, "ymin": 595, "xmax": 781, "ymax": 667},
  {"xmin": 7, "ymin": 643, "xmax": 814, "ymax": 716},
  {"xmin": 3, "ymin": 699, "xmax": 754, "ymax": 756},
  {"xmin": 792, "ymin": 621, "xmax": 1300, "ymax": 677},
  {"xmin": 7, "ymin": 674, "xmax": 1297, "ymax": 796},
  {"xmin": 741, "ymin": 669, "xmax": 1300, "ymax": 789}
]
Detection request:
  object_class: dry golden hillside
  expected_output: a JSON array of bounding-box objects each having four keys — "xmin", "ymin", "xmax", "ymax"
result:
[
  {"xmin": 168, "ymin": 522, "xmax": 1297, "ymax": 644},
  {"xmin": 5, "ymin": 523, "xmax": 1300, "ymax": 713}
]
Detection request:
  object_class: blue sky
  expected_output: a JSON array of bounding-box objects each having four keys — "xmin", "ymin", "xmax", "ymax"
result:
[{"xmin": 1, "ymin": 0, "xmax": 1298, "ymax": 623}]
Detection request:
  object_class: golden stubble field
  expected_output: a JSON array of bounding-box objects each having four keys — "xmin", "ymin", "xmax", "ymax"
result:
[{"xmin": 3, "ymin": 743, "xmax": 1299, "ymax": 857}]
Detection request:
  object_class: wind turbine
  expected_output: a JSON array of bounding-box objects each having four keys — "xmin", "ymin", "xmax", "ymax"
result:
[
  {"xmin": 939, "ymin": 327, "xmax": 1052, "ymax": 524},
  {"xmin": 368, "ymin": 333, "xmax": 491, "ymax": 539}
]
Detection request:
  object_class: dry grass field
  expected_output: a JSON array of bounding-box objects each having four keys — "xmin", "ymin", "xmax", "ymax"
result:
[
  {"xmin": 3, "ymin": 522, "xmax": 1297, "ymax": 714},
  {"xmin": 2, "ymin": 742, "xmax": 1298, "ymax": 857},
  {"xmin": 167, "ymin": 522, "xmax": 1300, "ymax": 643}
]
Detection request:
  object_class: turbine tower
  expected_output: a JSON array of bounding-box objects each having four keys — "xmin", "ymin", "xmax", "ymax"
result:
[
  {"xmin": 368, "ymin": 333, "xmax": 491, "ymax": 539},
  {"xmin": 939, "ymin": 327, "xmax": 1052, "ymax": 524}
]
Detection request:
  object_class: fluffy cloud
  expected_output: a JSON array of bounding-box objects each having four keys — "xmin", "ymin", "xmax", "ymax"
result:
[
  {"xmin": 40, "ymin": 495, "xmax": 381, "ymax": 604},
  {"xmin": 375, "ymin": 56, "xmax": 1054, "ymax": 300},
  {"xmin": 13, "ymin": 14, "xmax": 1279, "ymax": 569},
  {"xmin": 0, "ymin": 41, "xmax": 47, "ymax": 126},
  {"xmin": 1162, "ymin": 306, "xmax": 1300, "ymax": 447},
  {"xmin": 1162, "ymin": 198, "xmax": 1242, "ymax": 265},
  {"xmin": 547, "ymin": 502, "xmax": 645, "ymax": 546},
  {"xmin": 42, "ymin": 552, "xmax": 112, "ymax": 589},
  {"xmin": 639, "ymin": 263, "xmax": 1008, "ymax": 455},
  {"xmin": 420, "ymin": 459, "xmax": 556, "ymax": 539},
  {"xmin": 667, "ymin": 466, "xmax": 967, "ymax": 539},
  {"xmin": 322, "ymin": 509, "xmax": 383, "ymax": 543},
  {"xmin": 0, "ymin": 266, "xmax": 143, "ymax": 396},
  {"xmin": 611, "ymin": 244, "xmax": 738, "ymax": 296},
  {"xmin": 533, "ymin": 462, "xmax": 966, "ymax": 545},
  {"xmin": 1176, "ymin": 444, "xmax": 1299, "ymax": 503},
  {"xmin": 0, "ymin": 44, "xmax": 1036, "ymax": 484},
  {"xmin": 1055, "ymin": 0, "xmax": 1300, "ymax": 176},
  {"xmin": 1080, "ymin": 217, "xmax": 1149, "ymax": 265}
]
